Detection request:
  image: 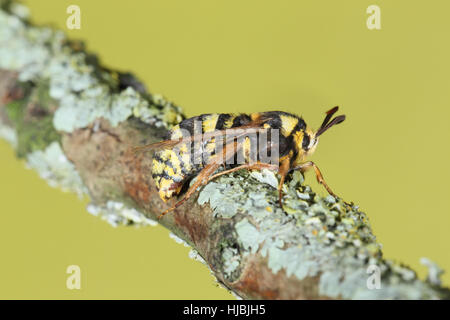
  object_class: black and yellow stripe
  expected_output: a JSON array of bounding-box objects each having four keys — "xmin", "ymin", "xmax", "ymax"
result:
[{"xmin": 152, "ymin": 111, "xmax": 311, "ymax": 201}]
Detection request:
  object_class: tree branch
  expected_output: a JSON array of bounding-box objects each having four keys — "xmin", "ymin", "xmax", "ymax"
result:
[{"xmin": 0, "ymin": 1, "xmax": 448, "ymax": 299}]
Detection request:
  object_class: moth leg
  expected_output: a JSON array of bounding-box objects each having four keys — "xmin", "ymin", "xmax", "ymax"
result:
[
  {"xmin": 132, "ymin": 141, "xmax": 176, "ymax": 155},
  {"xmin": 293, "ymin": 161, "xmax": 339, "ymax": 199},
  {"xmin": 157, "ymin": 160, "xmax": 222, "ymax": 219},
  {"xmin": 158, "ymin": 140, "xmax": 240, "ymax": 218},
  {"xmin": 277, "ymin": 157, "xmax": 291, "ymax": 209},
  {"xmin": 208, "ymin": 162, "xmax": 279, "ymax": 181},
  {"xmin": 209, "ymin": 159, "xmax": 289, "ymax": 210},
  {"xmin": 131, "ymin": 144, "xmax": 157, "ymax": 155}
]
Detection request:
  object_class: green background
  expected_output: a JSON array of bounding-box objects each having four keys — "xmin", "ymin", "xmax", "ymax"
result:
[{"xmin": 0, "ymin": 0, "xmax": 449, "ymax": 299}]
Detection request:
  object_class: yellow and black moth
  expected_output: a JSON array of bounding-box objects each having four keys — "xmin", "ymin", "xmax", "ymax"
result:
[{"xmin": 134, "ymin": 107, "xmax": 346, "ymax": 218}]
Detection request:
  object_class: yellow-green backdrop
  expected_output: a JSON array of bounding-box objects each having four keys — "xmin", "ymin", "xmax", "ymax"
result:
[{"xmin": 1, "ymin": 0, "xmax": 449, "ymax": 299}]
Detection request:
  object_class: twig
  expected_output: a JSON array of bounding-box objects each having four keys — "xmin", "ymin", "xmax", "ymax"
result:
[{"xmin": 0, "ymin": 1, "xmax": 448, "ymax": 299}]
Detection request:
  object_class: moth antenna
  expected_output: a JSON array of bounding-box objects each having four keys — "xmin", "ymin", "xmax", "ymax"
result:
[
  {"xmin": 319, "ymin": 106, "xmax": 339, "ymax": 131},
  {"xmin": 316, "ymin": 114, "xmax": 346, "ymax": 137}
]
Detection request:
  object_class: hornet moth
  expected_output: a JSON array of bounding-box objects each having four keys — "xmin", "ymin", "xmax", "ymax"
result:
[{"xmin": 133, "ymin": 107, "xmax": 346, "ymax": 218}]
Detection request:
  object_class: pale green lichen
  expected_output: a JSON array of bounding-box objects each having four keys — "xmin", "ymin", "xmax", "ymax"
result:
[
  {"xmin": 26, "ymin": 141, "xmax": 87, "ymax": 196},
  {"xmin": 0, "ymin": 11, "xmax": 52, "ymax": 81},
  {"xmin": 198, "ymin": 182, "xmax": 241, "ymax": 218},
  {"xmin": 52, "ymin": 85, "xmax": 150, "ymax": 132},
  {"xmin": 9, "ymin": 2, "xmax": 28, "ymax": 19},
  {"xmin": 250, "ymin": 169, "xmax": 279, "ymax": 189},
  {"xmin": 169, "ymin": 232, "xmax": 190, "ymax": 247},
  {"xmin": 235, "ymin": 218, "xmax": 263, "ymax": 254},
  {"xmin": 222, "ymin": 247, "xmax": 241, "ymax": 278},
  {"xmin": 421, "ymin": 257, "xmax": 444, "ymax": 286},
  {"xmin": 198, "ymin": 169, "xmax": 445, "ymax": 299},
  {"xmin": 86, "ymin": 200, "xmax": 158, "ymax": 227},
  {"xmin": 188, "ymin": 248, "xmax": 207, "ymax": 265},
  {"xmin": 0, "ymin": 123, "xmax": 17, "ymax": 148},
  {"xmin": 47, "ymin": 41, "xmax": 182, "ymax": 132},
  {"xmin": 5, "ymin": 83, "xmax": 61, "ymax": 158},
  {"xmin": 0, "ymin": 8, "xmax": 183, "ymax": 134},
  {"xmin": 169, "ymin": 232, "xmax": 206, "ymax": 265}
]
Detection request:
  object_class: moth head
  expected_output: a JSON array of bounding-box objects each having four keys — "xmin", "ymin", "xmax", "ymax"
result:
[
  {"xmin": 293, "ymin": 128, "xmax": 318, "ymax": 164},
  {"xmin": 293, "ymin": 106, "xmax": 345, "ymax": 164}
]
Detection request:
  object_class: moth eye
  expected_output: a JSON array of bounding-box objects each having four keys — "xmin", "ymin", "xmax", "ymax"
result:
[{"xmin": 302, "ymin": 133, "xmax": 310, "ymax": 150}]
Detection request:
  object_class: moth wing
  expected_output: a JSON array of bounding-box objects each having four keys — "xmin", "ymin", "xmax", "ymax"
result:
[{"xmin": 132, "ymin": 118, "xmax": 270, "ymax": 154}]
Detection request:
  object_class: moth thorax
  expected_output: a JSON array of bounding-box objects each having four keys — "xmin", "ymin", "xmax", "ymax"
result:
[{"xmin": 293, "ymin": 128, "xmax": 318, "ymax": 164}]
